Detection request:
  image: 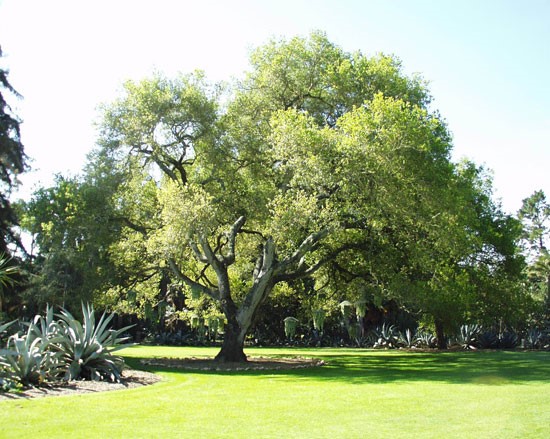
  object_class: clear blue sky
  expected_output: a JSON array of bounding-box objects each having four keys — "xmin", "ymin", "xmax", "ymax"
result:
[{"xmin": 1, "ymin": 0, "xmax": 548, "ymax": 213}]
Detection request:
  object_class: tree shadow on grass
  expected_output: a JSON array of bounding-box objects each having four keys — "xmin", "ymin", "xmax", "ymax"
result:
[
  {"xmin": 125, "ymin": 350, "xmax": 550, "ymax": 386},
  {"xmin": 302, "ymin": 350, "xmax": 550, "ymax": 385}
]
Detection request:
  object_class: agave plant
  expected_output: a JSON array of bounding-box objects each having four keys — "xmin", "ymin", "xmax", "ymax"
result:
[
  {"xmin": 372, "ymin": 323, "xmax": 399, "ymax": 349},
  {"xmin": 0, "ymin": 315, "xmax": 62, "ymax": 386},
  {"xmin": 498, "ymin": 330, "xmax": 519, "ymax": 349},
  {"xmin": 477, "ymin": 329, "xmax": 499, "ymax": 349},
  {"xmin": 55, "ymin": 303, "xmax": 133, "ymax": 382},
  {"xmin": 456, "ymin": 324, "xmax": 482, "ymax": 350},
  {"xmin": 523, "ymin": 327, "xmax": 543, "ymax": 349},
  {"xmin": 415, "ymin": 330, "xmax": 437, "ymax": 349},
  {"xmin": 398, "ymin": 328, "xmax": 416, "ymax": 348}
]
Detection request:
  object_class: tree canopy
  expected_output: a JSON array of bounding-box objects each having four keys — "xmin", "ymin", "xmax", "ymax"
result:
[
  {"xmin": 20, "ymin": 32, "xmax": 529, "ymax": 359},
  {"xmin": 0, "ymin": 46, "xmax": 27, "ymax": 255}
]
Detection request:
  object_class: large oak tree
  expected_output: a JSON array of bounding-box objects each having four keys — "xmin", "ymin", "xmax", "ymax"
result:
[{"xmin": 96, "ymin": 32, "xmax": 484, "ymax": 361}]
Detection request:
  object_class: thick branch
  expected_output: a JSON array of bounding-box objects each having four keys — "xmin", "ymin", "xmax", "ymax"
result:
[
  {"xmin": 275, "ymin": 241, "xmax": 368, "ymax": 283},
  {"xmin": 237, "ymin": 237, "xmax": 276, "ymax": 327},
  {"xmin": 152, "ymin": 155, "xmax": 179, "ymax": 182},
  {"xmin": 168, "ymin": 258, "xmax": 220, "ymax": 301},
  {"xmin": 188, "ymin": 238, "xmax": 209, "ymax": 263},
  {"xmin": 198, "ymin": 234, "xmax": 222, "ymax": 267},
  {"xmin": 222, "ymin": 216, "xmax": 246, "ymax": 265},
  {"xmin": 275, "ymin": 229, "xmax": 329, "ymax": 277},
  {"xmin": 114, "ymin": 216, "xmax": 150, "ymax": 236}
]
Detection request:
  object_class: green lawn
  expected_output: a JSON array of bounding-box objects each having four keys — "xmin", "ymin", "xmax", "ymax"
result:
[{"xmin": 1, "ymin": 346, "xmax": 548, "ymax": 438}]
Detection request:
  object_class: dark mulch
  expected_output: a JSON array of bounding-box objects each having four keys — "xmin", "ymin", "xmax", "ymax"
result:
[{"xmin": 0, "ymin": 369, "xmax": 161, "ymax": 401}]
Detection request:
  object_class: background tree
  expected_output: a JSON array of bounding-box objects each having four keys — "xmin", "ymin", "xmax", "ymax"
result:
[
  {"xmin": 518, "ymin": 190, "xmax": 550, "ymax": 319},
  {"xmin": 20, "ymin": 150, "xmax": 172, "ymax": 322},
  {"xmin": 0, "ymin": 46, "xmax": 27, "ymax": 318},
  {"xmin": 0, "ymin": 46, "xmax": 27, "ymax": 255}
]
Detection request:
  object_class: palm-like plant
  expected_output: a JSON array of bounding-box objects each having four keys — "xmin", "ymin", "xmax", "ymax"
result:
[
  {"xmin": 0, "ymin": 253, "xmax": 20, "ymax": 315},
  {"xmin": 55, "ymin": 303, "xmax": 133, "ymax": 382}
]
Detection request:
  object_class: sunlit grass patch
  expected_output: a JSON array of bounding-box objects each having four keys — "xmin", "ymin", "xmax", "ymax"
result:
[{"xmin": 1, "ymin": 347, "xmax": 548, "ymax": 438}]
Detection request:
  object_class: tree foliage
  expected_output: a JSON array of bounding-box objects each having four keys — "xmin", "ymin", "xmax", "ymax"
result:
[
  {"xmin": 0, "ymin": 47, "xmax": 27, "ymax": 254},
  {"xmin": 518, "ymin": 190, "xmax": 550, "ymax": 318},
  {"xmin": 21, "ymin": 32, "xmax": 531, "ymax": 357},
  {"xmin": 88, "ymin": 32, "xmax": 526, "ymax": 358}
]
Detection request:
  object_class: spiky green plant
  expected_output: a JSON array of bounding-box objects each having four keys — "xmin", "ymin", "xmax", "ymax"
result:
[
  {"xmin": 398, "ymin": 328, "xmax": 416, "ymax": 348},
  {"xmin": 0, "ymin": 314, "xmax": 62, "ymax": 386},
  {"xmin": 372, "ymin": 323, "xmax": 399, "ymax": 349},
  {"xmin": 498, "ymin": 330, "xmax": 519, "ymax": 349},
  {"xmin": 416, "ymin": 330, "xmax": 437, "ymax": 348},
  {"xmin": 456, "ymin": 324, "xmax": 482, "ymax": 350},
  {"xmin": 55, "ymin": 303, "xmax": 133, "ymax": 382}
]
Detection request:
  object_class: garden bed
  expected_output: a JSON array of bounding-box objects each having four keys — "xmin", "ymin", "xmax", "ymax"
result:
[{"xmin": 0, "ymin": 369, "xmax": 160, "ymax": 401}]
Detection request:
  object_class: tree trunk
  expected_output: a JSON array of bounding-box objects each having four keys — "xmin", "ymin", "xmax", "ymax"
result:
[
  {"xmin": 214, "ymin": 238, "xmax": 276, "ymax": 362},
  {"xmin": 214, "ymin": 273, "xmax": 249, "ymax": 362},
  {"xmin": 215, "ymin": 320, "xmax": 247, "ymax": 362},
  {"xmin": 435, "ymin": 319, "xmax": 447, "ymax": 349},
  {"xmin": 178, "ymin": 224, "xmax": 325, "ymax": 363},
  {"xmin": 214, "ymin": 274, "xmax": 274, "ymax": 362}
]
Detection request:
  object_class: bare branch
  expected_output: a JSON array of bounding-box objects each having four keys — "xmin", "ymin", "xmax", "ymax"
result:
[
  {"xmin": 198, "ymin": 265, "xmax": 217, "ymax": 288},
  {"xmin": 241, "ymin": 228, "xmax": 266, "ymax": 239}
]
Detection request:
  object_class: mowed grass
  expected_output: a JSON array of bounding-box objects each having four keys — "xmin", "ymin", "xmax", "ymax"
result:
[{"xmin": 1, "ymin": 347, "xmax": 548, "ymax": 438}]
